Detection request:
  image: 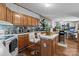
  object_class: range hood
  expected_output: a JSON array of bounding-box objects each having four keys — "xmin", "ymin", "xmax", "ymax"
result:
[{"xmin": 0, "ymin": 21, "xmax": 13, "ymax": 25}]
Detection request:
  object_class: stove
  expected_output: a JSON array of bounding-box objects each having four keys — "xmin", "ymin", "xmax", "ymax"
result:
[{"xmin": 0, "ymin": 35, "xmax": 18, "ymax": 56}]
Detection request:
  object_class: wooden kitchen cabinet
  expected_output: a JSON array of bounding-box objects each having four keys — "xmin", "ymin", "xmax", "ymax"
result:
[
  {"xmin": 35, "ymin": 18, "xmax": 38, "ymax": 26},
  {"xmin": 51, "ymin": 37, "xmax": 58, "ymax": 56},
  {"xmin": 18, "ymin": 35, "xmax": 25, "ymax": 51},
  {"xmin": 13, "ymin": 12, "xmax": 21, "ymax": 25},
  {"xmin": 31, "ymin": 17, "xmax": 35, "ymax": 26},
  {"xmin": 31, "ymin": 18, "xmax": 39, "ymax": 26},
  {"xmin": 0, "ymin": 4, "xmax": 6, "ymax": 21},
  {"xmin": 23, "ymin": 15, "xmax": 28, "ymax": 25},
  {"xmin": 34, "ymin": 18, "xmax": 37, "ymax": 26},
  {"xmin": 41, "ymin": 39, "xmax": 52, "ymax": 56},
  {"xmin": 24, "ymin": 33, "xmax": 30, "ymax": 46},
  {"xmin": 27, "ymin": 16, "xmax": 32, "ymax": 26},
  {"xmin": 40, "ymin": 35, "xmax": 59, "ymax": 56},
  {"xmin": 13, "ymin": 12, "xmax": 24, "ymax": 26},
  {"xmin": 6, "ymin": 7, "xmax": 13, "ymax": 23},
  {"xmin": 20, "ymin": 15, "xmax": 24, "ymax": 26}
]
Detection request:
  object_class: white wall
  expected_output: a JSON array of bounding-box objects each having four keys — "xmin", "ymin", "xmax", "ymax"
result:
[{"xmin": 6, "ymin": 3, "xmax": 41, "ymax": 19}]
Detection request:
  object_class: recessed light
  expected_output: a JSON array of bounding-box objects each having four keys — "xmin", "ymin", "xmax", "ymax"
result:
[{"xmin": 44, "ymin": 3, "xmax": 50, "ymax": 7}]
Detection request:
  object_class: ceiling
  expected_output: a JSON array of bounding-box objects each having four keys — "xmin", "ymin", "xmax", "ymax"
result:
[{"xmin": 16, "ymin": 3, "xmax": 79, "ymax": 19}]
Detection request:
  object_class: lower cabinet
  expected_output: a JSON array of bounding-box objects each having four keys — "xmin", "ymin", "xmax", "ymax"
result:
[
  {"xmin": 40, "ymin": 36, "xmax": 58, "ymax": 56},
  {"xmin": 18, "ymin": 33, "xmax": 32, "ymax": 52},
  {"xmin": 18, "ymin": 35, "xmax": 25, "ymax": 51},
  {"xmin": 41, "ymin": 39, "xmax": 52, "ymax": 56}
]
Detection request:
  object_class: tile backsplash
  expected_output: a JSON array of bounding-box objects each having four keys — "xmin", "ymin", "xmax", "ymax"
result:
[{"xmin": 0, "ymin": 24, "xmax": 44, "ymax": 35}]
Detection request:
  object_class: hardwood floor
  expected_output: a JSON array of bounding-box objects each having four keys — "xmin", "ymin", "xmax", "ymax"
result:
[
  {"xmin": 56, "ymin": 38, "xmax": 79, "ymax": 56},
  {"xmin": 18, "ymin": 38, "xmax": 79, "ymax": 56}
]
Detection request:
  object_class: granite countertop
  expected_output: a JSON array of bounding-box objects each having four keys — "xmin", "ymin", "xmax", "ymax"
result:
[
  {"xmin": 0, "ymin": 40, "xmax": 11, "ymax": 56},
  {"xmin": 39, "ymin": 34, "xmax": 58, "ymax": 40}
]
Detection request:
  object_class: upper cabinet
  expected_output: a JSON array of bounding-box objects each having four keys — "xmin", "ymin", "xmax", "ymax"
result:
[
  {"xmin": 13, "ymin": 12, "xmax": 24, "ymax": 26},
  {"xmin": 31, "ymin": 17, "xmax": 39, "ymax": 26},
  {"xmin": 20, "ymin": 15, "xmax": 24, "ymax": 26},
  {"xmin": 23, "ymin": 15, "xmax": 28, "ymax": 25},
  {"xmin": 0, "ymin": 4, "xmax": 6, "ymax": 21},
  {"xmin": 6, "ymin": 7, "xmax": 13, "ymax": 23},
  {"xmin": 27, "ymin": 16, "xmax": 32, "ymax": 26},
  {"xmin": 35, "ymin": 18, "xmax": 37, "ymax": 25},
  {"xmin": 0, "ymin": 3, "xmax": 40, "ymax": 26},
  {"xmin": 31, "ymin": 17, "xmax": 35, "ymax": 26},
  {"xmin": 13, "ymin": 12, "xmax": 21, "ymax": 25}
]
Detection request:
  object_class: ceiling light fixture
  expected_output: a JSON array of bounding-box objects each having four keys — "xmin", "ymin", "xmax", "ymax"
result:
[{"xmin": 44, "ymin": 3, "xmax": 50, "ymax": 7}]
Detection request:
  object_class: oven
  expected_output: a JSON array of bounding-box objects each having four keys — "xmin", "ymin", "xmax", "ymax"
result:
[{"xmin": 3, "ymin": 35, "xmax": 18, "ymax": 56}]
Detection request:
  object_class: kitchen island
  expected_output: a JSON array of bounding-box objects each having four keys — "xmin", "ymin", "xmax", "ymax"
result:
[{"xmin": 40, "ymin": 33, "xmax": 59, "ymax": 56}]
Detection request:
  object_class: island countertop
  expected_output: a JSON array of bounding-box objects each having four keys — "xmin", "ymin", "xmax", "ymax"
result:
[{"xmin": 39, "ymin": 33, "xmax": 59, "ymax": 40}]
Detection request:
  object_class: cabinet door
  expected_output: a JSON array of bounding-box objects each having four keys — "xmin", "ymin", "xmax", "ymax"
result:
[
  {"xmin": 24, "ymin": 33, "xmax": 30, "ymax": 46},
  {"xmin": 33, "ymin": 18, "xmax": 36, "ymax": 26},
  {"xmin": 0, "ymin": 4, "xmax": 6, "ymax": 21},
  {"xmin": 20, "ymin": 15, "xmax": 24, "ymax": 26},
  {"xmin": 6, "ymin": 7, "xmax": 13, "ymax": 23},
  {"xmin": 18, "ymin": 35, "xmax": 25, "ymax": 50},
  {"xmin": 41, "ymin": 39, "xmax": 51, "ymax": 56},
  {"xmin": 23, "ymin": 15, "xmax": 28, "ymax": 25},
  {"xmin": 35, "ymin": 18, "xmax": 38, "ymax": 26},
  {"xmin": 35, "ymin": 19, "xmax": 38, "ymax": 26},
  {"xmin": 13, "ymin": 12, "xmax": 21, "ymax": 25},
  {"xmin": 31, "ymin": 17, "xmax": 34, "ymax": 26},
  {"xmin": 27, "ymin": 16, "xmax": 32, "ymax": 26},
  {"xmin": 32, "ymin": 18, "xmax": 37, "ymax": 26}
]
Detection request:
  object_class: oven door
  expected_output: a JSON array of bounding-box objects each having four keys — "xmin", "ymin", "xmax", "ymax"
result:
[{"xmin": 9, "ymin": 38, "xmax": 17, "ymax": 53}]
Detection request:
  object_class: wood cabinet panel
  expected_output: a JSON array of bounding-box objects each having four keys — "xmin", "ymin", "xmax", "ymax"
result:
[
  {"xmin": 0, "ymin": 4, "xmax": 6, "ymax": 21},
  {"xmin": 24, "ymin": 33, "xmax": 30, "ymax": 46},
  {"xmin": 13, "ymin": 12, "xmax": 21, "ymax": 25},
  {"xmin": 31, "ymin": 17, "xmax": 35, "ymax": 26},
  {"xmin": 34, "ymin": 18, "xmax": 36, "ymax": 26},
  {"xmin": 6, "ymin": 7, "xmax": 13, "ymax": 23},
  {"xmin": 23, "ymin": 15, "xmax": 28, "ymax": 25},
  {"xmin": 35, "ymin": 19, "xmax": 38, "ymax": 26},
  {"xmin": 31, "ymin": 17, "xmax": 38, "ymax": 26},
  {"xmin": 41, "ymin": 39, "xmax": 51, "ymax": 56},
  {"xmin": 20, "ymin": 15, "xmax": 24, "ymax": 26},
  {"xmin": 40, "ymin": 35, "xmax": 59, "ymax": 56},
  {"xmin": 18, "ymin": 35, "xmax": 25, "ymax": 50},
  {"xmin": 27, "ymin": 16, "xmax": 32, "ymax": 26}
]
